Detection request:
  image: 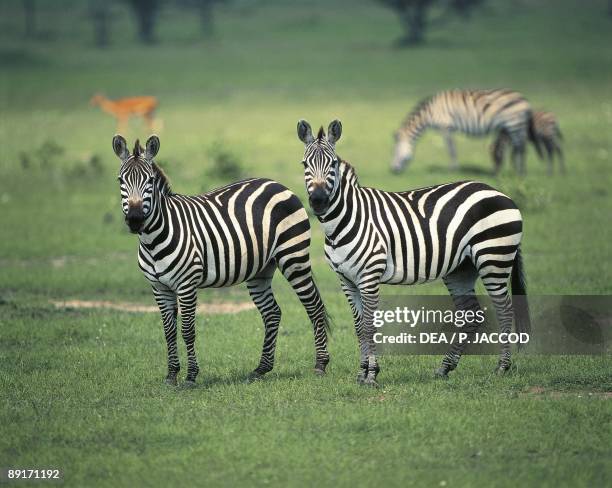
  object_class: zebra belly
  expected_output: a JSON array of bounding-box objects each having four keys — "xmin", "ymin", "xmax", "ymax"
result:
[{"xmin": 379, "ymin": 242, "xmax": 470, "ymax": 286}]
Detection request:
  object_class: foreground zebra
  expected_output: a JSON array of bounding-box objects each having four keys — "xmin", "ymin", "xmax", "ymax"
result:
[
  {"xmin": 391, "ymin": 89, "xmax": 544, "ymax": 175},
  {"xmin": 113, "ymin": 135, "xmax": 330, "ymax": 386},
  {"xmin": 492, "ymin": 110, "xmax": 565, "ymax": 175},
  {"xmin": 298, "ymin": 120, "xmax": 530, "ymax": 386}
]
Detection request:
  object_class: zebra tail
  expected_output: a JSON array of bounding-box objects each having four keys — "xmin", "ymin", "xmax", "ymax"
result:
[
  {"xmin": 511, "ymin": 246, "xmax": 531, "ymax": 348},
  {"xmin": 311, "ymin": 269, "xmax": 333, "ymax": 335},
  {"xmin": 527, "ymin": 114, "xmax": 544, "ymax": 160}
]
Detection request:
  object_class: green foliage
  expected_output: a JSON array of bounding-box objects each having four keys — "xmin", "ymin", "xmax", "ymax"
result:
[
  {"xmin": 17, "ymin": 140, "xmax": 105, "ymax": 181},
  {"xmin": 204, "ymin": 140, "xmax": 244, "ymax": 187},
  {"xmin": 497, "ymin": 177, "xmax": 553, "ymax": 213}
]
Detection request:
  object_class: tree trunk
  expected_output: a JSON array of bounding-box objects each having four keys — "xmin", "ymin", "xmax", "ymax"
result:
[
  {"xmin": 138, "ymin": 10, "xmax": 156, "ymax": 43},
  {"xmin": 90, "ymin": 1, "xmax": 110, "ymax": 47},
  {"xmin": 199, "ymin": 0, "xmax": 214, "ymax": 38},
  {"xmin": 127, "ymin": 0, "xmax": 160, "ymax": 44},
  {"xmin": 23, "ymin": 0, "xmax": 36, "ymax": 38},
  {"xmin": 397, "ymin": 2, "xmax": 428, "ymax": 46}
]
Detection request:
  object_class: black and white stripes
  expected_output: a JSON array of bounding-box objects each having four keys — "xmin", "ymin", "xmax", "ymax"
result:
[
  {"xmin": 298, "ymin": 120, "xmax": 530, "ymax": 385},
  {"xmin": 391, "ymin": 89, "xmax": 537, "ymax": 174},
  {"xmin": 113, "ymin": 135, "xmax": 330, "ymax": 386}
]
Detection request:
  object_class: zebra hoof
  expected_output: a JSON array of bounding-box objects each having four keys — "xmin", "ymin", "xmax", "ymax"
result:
[
  {"xmin": 246, "ymin": 371, "xmax": 265, "ymax": 383},
  {"xmin": 362, "ymin": 377, "xmax": 379, "ymax": 388},
  {"xmin": 164, "ymin": 376, "xmax": 178, "ymax": 386},
  {"xmin": 434, "ymin": 367, "xmax": 450, "ymax": 379},
  {"xmin": 182, "ymin": 379, "xmax": 197, "ymax": 388},
  {"xmin": 314, "ymin": 368, "xmax": 326, "ymax": 376},
  {"xmin": 494, "ymin": 366, "xmax": 510, "ymax": 376}
]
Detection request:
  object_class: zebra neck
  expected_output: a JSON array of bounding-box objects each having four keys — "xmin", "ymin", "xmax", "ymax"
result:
[
  {"xmin": 137, "ymin": 192, "xmax": 169, "ymax": 246},
  {"xmin": 320, "ymin": 164, "xmax": 362, "ymax": 241},
  {"xmin": 400, "ymin": 106, "xmax": 432, "ymax": 142}
]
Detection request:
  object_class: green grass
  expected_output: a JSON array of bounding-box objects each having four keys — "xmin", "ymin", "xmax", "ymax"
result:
[{"xmin": 1, "ymin": 0, "xmax": 611, "ymax": 486}]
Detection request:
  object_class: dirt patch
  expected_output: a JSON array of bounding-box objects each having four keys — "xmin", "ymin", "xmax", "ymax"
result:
[
  {"xmin": 51, "ymin": 299, "xmax": 255, "ymax": 315},
  {"xmin": 521, "ymin": 386, "xmax": 612, "ymax": 399}
]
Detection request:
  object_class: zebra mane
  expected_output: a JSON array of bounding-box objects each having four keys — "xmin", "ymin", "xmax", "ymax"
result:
[
  {"xmin": 152, "ymin": 162, "xmax": 173, "ymax": 195},
  {"xmin": 317, "ymin": 126, "xmax": 325, "ymax": 140},
  {"xmin": 133, "ymin": 139, "xmax": 143, "ymax": 157},
  {"xmin": 402, "ymin": 95, "xmax": 433, "ymax": 128},
  {"xmin": 339, "ymin": 157, "xmax": 359, "ymax": 187}
]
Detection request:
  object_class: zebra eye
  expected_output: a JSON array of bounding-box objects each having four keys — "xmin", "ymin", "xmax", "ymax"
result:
[
  {"xmin": 148, "ymin": 176, "xmax": 155, "ymax": 184},
  {"xmin": 301, "ymin": 160, "xmax": 307, "ymax": 167}
]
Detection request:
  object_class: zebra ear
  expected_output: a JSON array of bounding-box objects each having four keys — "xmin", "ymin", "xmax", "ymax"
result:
[
  {"xmin": 297, "ymin": 120, "xmax": 314, "ymax": 144},
  {"xmin": 327, "ymin": 119, "xmax": 342, "ymax": 144},
  {"xmin": 145, "ymin": 135, "xmax": 160, "ymax": 160},
  {"xmin": 112, "ymin": 135, "xmax": 129, "ymax": 160}
]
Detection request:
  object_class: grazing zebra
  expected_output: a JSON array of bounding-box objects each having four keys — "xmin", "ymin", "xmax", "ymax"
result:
[
  {"xmin": 390, "ymin": 89, "xmax": 543, "ymax": 175},
  {"xmin": 298, "ymin": 120, "xmax": 530, "ymax": 386},
  {"xmin": 492, "ymin": 110, "xmax": 565, "ymax": 175},
  {"xmin": 112, "ymin": 135, "xmax": 330, "ymax": 386}
]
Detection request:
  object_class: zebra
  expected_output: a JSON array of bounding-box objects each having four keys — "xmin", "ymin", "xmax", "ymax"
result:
[
  {"xmin": 298, "ymin": 120, "xmax": 530, "ymax": 386},
  {"xmin": 492, "ymin": 110, "xmax": 565, "ymax": 175},
  {"xmin": 112, "ymin": 134, "xmax": 330, "ymax": 386},
  {"xmin": 390, "ymin": 89, "xmax": 543, "ymax": 175}
]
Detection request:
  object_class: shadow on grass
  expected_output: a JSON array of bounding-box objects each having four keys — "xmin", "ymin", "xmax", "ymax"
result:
[
  {"xmin": 427, "ymin": 163, "xmax": 495, "ymax": 177},
  {"xmin": 181, "ymin": 367, "xmax": 310, "ymax": 389}
]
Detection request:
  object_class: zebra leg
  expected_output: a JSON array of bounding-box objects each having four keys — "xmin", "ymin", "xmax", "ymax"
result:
[
  {"xmin": 477, "ymin": 261, "xmax": 514, "ymax": 374},
  {"xmin": 341, "ymin": 282, "xmax": 368, "ymax": 383},
  {"xmin": 555, "ymin": 141, "xmax": 566, "ymax": 174},
  {"xmin": 436, "ymin": 261, "xmax": 480, "ymax": 378},
  {"xmin": 491, "ymin": 132, "xmax": 508, "ymax": 174},
  {"xmin": 359, "ymin": 284, "xmax": 381, "ymax": 387},
  {"xmin": 177, "ymin": 287, "xmax": 199, "ymax": 386},
  {"xmin": 277, "ymin": 257, "xmax": 330, "ymax": 376},
  {"xmin": 443, "ymin": 130, "xmax": 458, "ymax": 170},
  {"xmin": 487, "ymin": 288, "xmax": 514, "ymax": 374},
  {"xmin": 246, "ymin": 267, "xmax": 281, "ymax": 381},
  {"xmin": 152, "ymin": 284, "xmax": 180, "ymax": 385},
  {"xmin": 544, "ymin": 139, "xmax": 555, "ymax": 175},
  {"xmin": 511, "ymin": 141, "xmax": 527, "ymax": 176}
]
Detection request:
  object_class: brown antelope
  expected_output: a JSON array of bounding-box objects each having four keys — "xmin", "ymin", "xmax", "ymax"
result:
[{"xmin": 90, "ymin": 94, "xmax": 159, "ymax": 132}]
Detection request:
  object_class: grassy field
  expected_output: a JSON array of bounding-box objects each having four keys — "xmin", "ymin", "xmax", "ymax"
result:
[{"xmin": 1, "ymin": 0, "xmax": 611, "ymax": 486}]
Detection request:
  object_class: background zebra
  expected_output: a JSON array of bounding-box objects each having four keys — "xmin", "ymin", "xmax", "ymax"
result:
[
  {"xmin": 390, "ymin": 88, "xmax": 545, "ymax": 175},
  {"xmin": 113, "ymin": 135, "xmax": 330, "ymax": 386},
  {"xmin": 492, "ymin": 110, "xmax": 565, "ymax": 175},
  {"xmin": 299, "ymin": 120, "xmax": 530, "ymax": 386}
]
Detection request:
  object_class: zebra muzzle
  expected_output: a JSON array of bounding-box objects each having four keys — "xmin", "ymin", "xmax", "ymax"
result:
[
  {"xmin": 126, "ymin": 205, "xmax": 145, "ymax": 233},
  {"xmin": 309, "ymin": 188, "xmax": 330, "ymax": 215}
]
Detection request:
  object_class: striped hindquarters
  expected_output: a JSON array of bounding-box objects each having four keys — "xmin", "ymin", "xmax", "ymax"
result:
[
  {"xmin": 378, "ymin": 180, "xmax": 522, "ymax": 286},
  {"xmin": 402, "ymin": 89, "xmax": 532, "ymax": 139}
]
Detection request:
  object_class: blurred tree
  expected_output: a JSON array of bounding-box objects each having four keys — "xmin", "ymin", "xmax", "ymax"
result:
[
  {"xmin": 126, "ymin": 0, "xmax": 161, "ymax": 44},
  {"xmin": 23, "ymin": 0, "xmax": 36, "ymax": 38},
  {"xmin": 376, "ymin": 0, "xmax": 483, "ymax": 46},
  {"xmin": 89, "ymin": 0, "xmax": 112, "ymax": 47},
  {"xmin": 196, "ymin": 0, "xmax": 215, "ymax": 37},
  {"xmin": 179, "ymin": 0, "xmax": 227, "ymax": 38}
]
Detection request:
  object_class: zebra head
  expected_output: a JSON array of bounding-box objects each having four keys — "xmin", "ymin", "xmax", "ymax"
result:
[
  {"xmin": 297, "ymin": 119, "xmax": 342, "ymax": 217},
  {"xmin": 390, "ymin": 130, "xmax": 414, "ymax": 173},
  {"xmin": 112, "ymin": 134, "xmax": 160, "ymax": 234}
]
